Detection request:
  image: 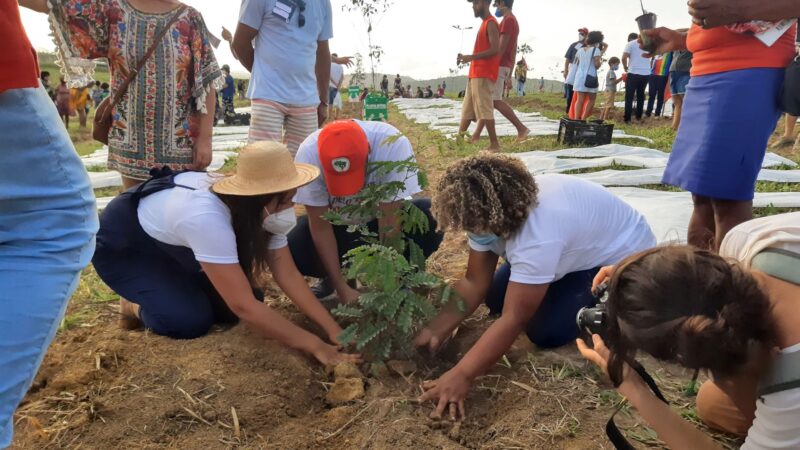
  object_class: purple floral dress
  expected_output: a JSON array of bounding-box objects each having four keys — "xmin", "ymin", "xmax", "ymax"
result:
[{"xmin": 49, "ymin": 0, "xmax": 223, "ymax": 180}]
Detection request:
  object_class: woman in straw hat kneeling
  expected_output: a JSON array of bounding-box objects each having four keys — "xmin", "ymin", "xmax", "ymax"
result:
[{"xmin": 92, "ymin": 142, "xmax": 361, "ymax": 366}]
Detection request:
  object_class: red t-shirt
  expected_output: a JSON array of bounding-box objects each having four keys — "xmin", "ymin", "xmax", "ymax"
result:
[
  {"xmin": 0, "ymin": 0, "xmax": 40, "ymax": 93},
  {"xmin": 687, "ymin": 23, "xmax": 797, "ymax": 77},
  {"xmin": 469, "ymin": 16, "xmax": 501, "ymax": 81},
  {"xmin": 499, "ymin": 14, "xmax": 519, "ymax": 69}
]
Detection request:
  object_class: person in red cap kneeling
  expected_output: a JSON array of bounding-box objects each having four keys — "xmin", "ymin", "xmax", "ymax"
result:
[{"xmin": 288, "ymin": 120, "xmax": 444, "ymax": 301}]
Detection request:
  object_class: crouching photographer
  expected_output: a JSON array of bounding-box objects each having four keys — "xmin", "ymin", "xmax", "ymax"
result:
[{"xmin": 577, "ymin": 212, "xmax": 800, "ymax": 449}]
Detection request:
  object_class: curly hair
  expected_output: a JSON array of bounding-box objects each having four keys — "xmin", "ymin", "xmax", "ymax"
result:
[
  {"xmin": 431, "ymin": 153, "xmax": 538, "ymax": 239},
  {"xmin": 603, "ymin": 246, "xmax": 777, "ymax": 386},
  {"xmin": 586, "ymin": 31, "xmax": 604, "ymax": 46}
]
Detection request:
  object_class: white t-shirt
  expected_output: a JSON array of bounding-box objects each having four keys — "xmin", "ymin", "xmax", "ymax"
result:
[
  {"xmin": 330, "ymin": 62, "xmax": 344, "ymax": 89},
  {"xmin": 137, "ymin": 172, "xmax": 287, "ymax": 264},
  {"xmin": 741, "ymin": 341, "xmax": 800, "ymax": 450},
  {"xmin": 239, "ymin": 0, "xmax": 334, "ymax": 106},
  {"xmin": 720, "ymin": 213, "xmax": 800, "ymax": 450},
  {"xmin": 294, "ymin": 120, "xmax": 421, "ymax": 213},
  {"xmin": 624, "ymin": 40, "xmax": 652, "ymax": 76},
  {"xmin": 573, "ymin": 46, "xmax": 600, "ymax": 93},
  {"xmin": 469, "ymin": 175, "xmax": 656, "ymax": 284},
  {"xmin": 720, "ymin": 212, "xmax": 800, "ymax": 268}
]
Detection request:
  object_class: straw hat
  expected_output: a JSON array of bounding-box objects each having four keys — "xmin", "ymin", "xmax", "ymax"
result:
[{"xmin": 212, "ymin": 141, "xmax": 319, "ymax": 196}]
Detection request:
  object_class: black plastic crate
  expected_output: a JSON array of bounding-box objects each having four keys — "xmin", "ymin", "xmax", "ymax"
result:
[{"xmin": 557, "ymin": 118, "xmax": 614, "ymax": 146}]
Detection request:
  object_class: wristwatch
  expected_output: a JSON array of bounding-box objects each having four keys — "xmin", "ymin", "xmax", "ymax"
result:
[{"xmin": 320, "ymin": 100, "xmax": 329, "ymax": 107}]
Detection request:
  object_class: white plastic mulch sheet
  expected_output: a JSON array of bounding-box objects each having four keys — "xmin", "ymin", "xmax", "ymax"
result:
[
  {"xmin": 87, "ymin": 122, "xmax": 246, "ymax": 208},
  {"xmin": 513, "ymin": 144, "xmax": 800, "ymax": 243},
  {"xmin": 392, "ymin": 98, "xmax": 654, "ymax": 143},
  {"xmin": 609, "ymin": 188, "xmax": 800, "ymax": 244},
  {"xmin": 515, "ymin": 144, "xmax": 799, "ymax": 179}
]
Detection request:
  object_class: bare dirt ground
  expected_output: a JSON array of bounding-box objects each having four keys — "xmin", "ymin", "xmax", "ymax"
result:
[{"xmin": 11, "ymin": 97, "xmax": 746, "ymax": 450}]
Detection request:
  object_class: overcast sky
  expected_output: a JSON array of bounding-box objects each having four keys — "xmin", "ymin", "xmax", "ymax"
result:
[{"xmin": 20, "ymin": 0, "xmax": 692, "ymax": 80}]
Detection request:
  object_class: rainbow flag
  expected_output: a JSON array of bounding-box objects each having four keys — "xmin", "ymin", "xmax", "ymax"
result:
[{"xmin": 652, "ymin": 52, "xmax": 673, "ymax": 76}]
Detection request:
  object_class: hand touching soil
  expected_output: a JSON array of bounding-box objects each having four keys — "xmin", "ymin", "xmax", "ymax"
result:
[
  {"xmin": 419, "ymin": 368, "xmax": 471, "ymax": 421},
  {"xmin": 414, "ymin": 327, "xmax": 449, "ymax": 354},
  {"xmin": 312, "ymin": 341, "xmax": 362, "ymax": 367}
]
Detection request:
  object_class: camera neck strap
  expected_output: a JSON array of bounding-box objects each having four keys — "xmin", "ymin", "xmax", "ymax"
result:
[{"xmin": 606, "ymin": 359, "xmax": 668, "ymax": 450}]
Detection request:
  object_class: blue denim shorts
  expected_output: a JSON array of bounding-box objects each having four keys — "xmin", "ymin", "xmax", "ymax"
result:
[
  {"xmin": 0, "ymin": 85, "xmax": 97, "ymax": 447},
  {"xmin": 670, "ymin": 71, "xmax": 691, "ymax": 95}
]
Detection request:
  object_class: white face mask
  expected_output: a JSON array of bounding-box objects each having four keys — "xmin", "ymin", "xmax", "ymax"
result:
[{"xmin": 263, "ymin": 207, "xmax": 297, "ymax": 236}]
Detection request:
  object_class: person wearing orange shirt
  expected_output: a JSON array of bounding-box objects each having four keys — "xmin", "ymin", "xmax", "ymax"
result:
[
  {"xmin": 621, "ymin": 0, "xmax": 800, "ymax": 439},
  {"xmin": 645, "ymin": 12, "xmax": 797, "ymax": 254},
  {"xmin": 457, "ymin": 0, "xmax": 501, "ymax": 151},
  {"xmin": 470, "ymin": 0, "xmax": 530, "ymax": 144},
  {"xmin": 69, "ymin": 84, "xmax": 90, "ymax": 128}
]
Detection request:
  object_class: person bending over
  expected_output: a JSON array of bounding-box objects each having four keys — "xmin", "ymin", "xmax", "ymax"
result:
[
  {"xmin": 416, "ymin": 154, "xmax": 656, "ymax": 420},
  {"xmin": 92, "ymin": 142, "xmax": 359, "ymax": 367},
  {"xmin": 288, "ymin": 120, "xmax": 443, "ymax": 301},
  {"xmin": 579, "ymin": 212, "xmax": 800, "ymax": 449}
]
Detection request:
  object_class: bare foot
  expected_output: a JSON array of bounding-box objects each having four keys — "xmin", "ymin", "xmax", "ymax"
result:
[
  {"xmin": 515, "ymin": 127, "xmax": 531, "ymax": 143},
  {"xmin": 119, "ymin": 299, "xmax": 142, "ymax": 330},
  {"xmin": 469, "ymin": 135, "xmax": 481, "ymax": 144},
  {"xmin": 487, "ymin": 144, "xmax": 501, "ymax": 153},
  {"xmin": 771, "ymin": 136, "xmax": 793, "ymax": 149}
]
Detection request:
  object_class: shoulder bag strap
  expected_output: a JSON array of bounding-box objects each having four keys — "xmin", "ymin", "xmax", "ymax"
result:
[
  {"xmin": 109, "ymin": 4, "xmax": 189, "ymax": 110},
  {"xmin": 759, "ymin": 350, "xmax": 800, "ymax": 397}
]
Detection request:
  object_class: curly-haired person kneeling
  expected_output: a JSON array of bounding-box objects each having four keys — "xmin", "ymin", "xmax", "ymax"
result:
[
  {"xmin": 579, "ymin": 212, "xmax": 800, "ymax": 449},
  {"xmin": 416, "ymin": 153, "xmax": 656, "ymax": 419}
]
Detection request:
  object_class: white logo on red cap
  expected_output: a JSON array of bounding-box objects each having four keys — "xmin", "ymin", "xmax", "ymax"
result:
[{"xmin": 331, "ymin": 157, "xmax": 351, "ymax": 173}]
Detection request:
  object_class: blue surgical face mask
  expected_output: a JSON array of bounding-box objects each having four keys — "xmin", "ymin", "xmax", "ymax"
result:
[
  {"xmin": 494, "ymin": 8, "xmax": 503, "ymax": 18},
  {"xmin": 467, "ymin": 232, "xmax": 499, "ymax": 246},
  {"xmin": 611, "ymin": 65, "xmax": 619, "ymax": 71}
]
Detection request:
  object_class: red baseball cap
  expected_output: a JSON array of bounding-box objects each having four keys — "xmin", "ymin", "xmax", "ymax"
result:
[
  {"xmin": 317, "ymin": 120, "xmax": 370, "ymax": 197},
  {"xmin": 578, "ymin": 27, "xmax": 589, "ymax": 35}
]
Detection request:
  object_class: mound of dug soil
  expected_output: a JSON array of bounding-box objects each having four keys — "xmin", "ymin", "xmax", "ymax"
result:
[{"xmin": 12, "ymin": 296, "xmax": 648, "ymax": 450}]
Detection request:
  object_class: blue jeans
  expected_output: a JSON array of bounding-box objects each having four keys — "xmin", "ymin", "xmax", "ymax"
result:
[
  {"xmin": 329, "ymin": 87, "xmax": 339, "ymax": 105},
  {"xmin": 485, "ymin": 263, "xmax": 599, "ymax": 348},
  {"xmin": 0, "ymin": 85, "xmax": 97, "ymax": 447},
  {"xmin": 516, "ymin": 80, "xmax": 525, "ymax": 96}
]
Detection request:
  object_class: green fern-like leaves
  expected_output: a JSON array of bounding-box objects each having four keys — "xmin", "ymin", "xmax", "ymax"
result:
[
  {"xmin": 337, "ymin": 323, "xmax": 359, "ymax": 346},
  {"xmin": 332, "ymin": 305, "xmax": 363, "ymax": 319},
  {"xmin": 356, "ymin": 323, "xmax": 386, "ymax": 350},
  {"xmin": 396, "ymin": 299, "xmax": 415, "ymax": 334},
  {"xmin": 322, "ymin": 161, "xmax": 456, "ymax": 361}
]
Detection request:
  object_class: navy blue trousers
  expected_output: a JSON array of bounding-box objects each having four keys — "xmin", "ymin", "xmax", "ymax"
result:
[
  {"xmin": 288, "ymin": 198, "xmax": 443, "ymax": 279},
  {"xmin": 485, "ymin": 262, "xmax": 600, "ymax": 348},
  {"xmin": 93, "ymin": 183, "xmax": 239, "ymax": 340}
]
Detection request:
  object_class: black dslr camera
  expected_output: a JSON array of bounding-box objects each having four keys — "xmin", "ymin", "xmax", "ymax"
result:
[
  {"xmin": 576, "ymin": 280, "xmax": 671, "ymax": 450},
  {"xmin": 576, "ymin": 281, "xmax": 608, "ymax": 336}
]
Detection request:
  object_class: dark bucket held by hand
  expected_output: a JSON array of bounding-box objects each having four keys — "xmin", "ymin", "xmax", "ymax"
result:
[{"xmin": 636, "ymin": 13, "xmax": 658, "ymax": 52}]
